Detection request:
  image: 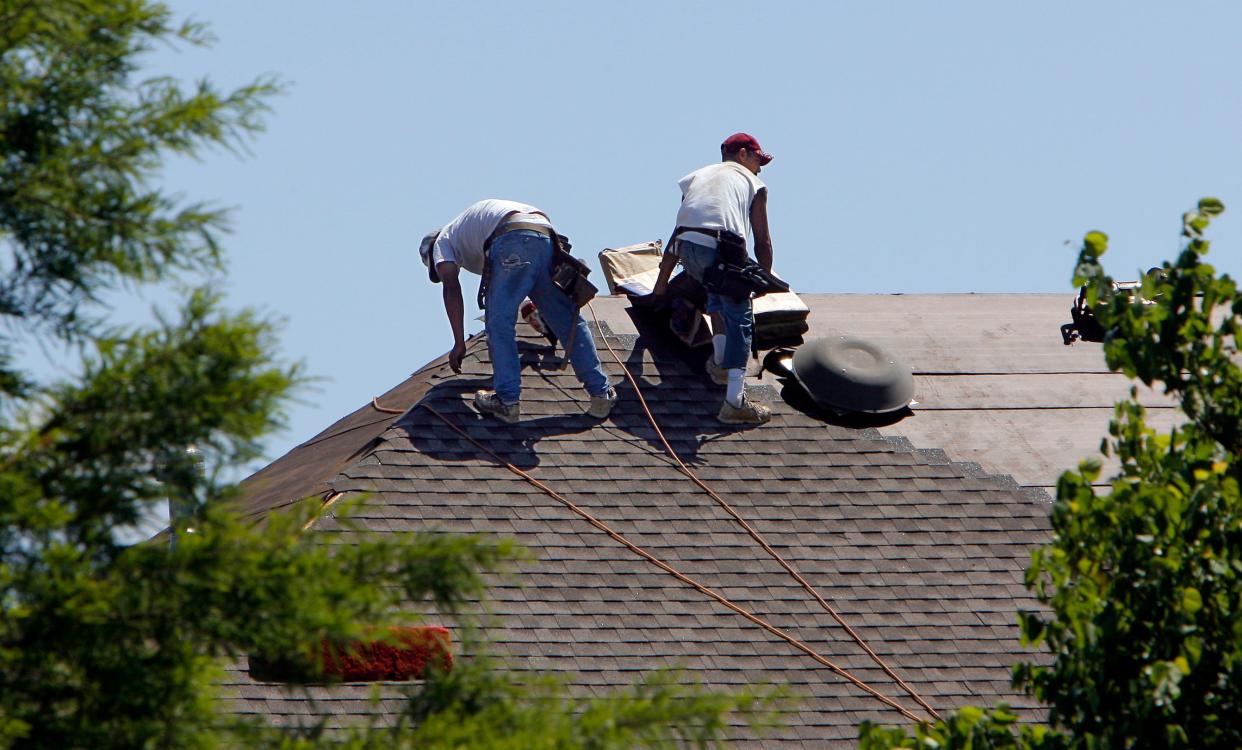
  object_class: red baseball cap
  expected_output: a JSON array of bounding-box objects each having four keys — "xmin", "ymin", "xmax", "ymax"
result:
[{"xmin": 721, "ymin": 132, "xmax": 773, "ymax": 165}]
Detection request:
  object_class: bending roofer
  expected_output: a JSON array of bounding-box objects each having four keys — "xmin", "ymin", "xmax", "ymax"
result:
[
  {"xmin": 652, "ymin": 132, "xmax": 775, "ymax": 426},
  {"xmin": 419, "ymin": 199, "xmax": 618, "ymax": 424}
]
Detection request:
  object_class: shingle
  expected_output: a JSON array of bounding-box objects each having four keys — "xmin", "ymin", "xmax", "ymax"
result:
[{"xmin": 217, "ymin": 296, "xmax": 1109, "ymax": 745}]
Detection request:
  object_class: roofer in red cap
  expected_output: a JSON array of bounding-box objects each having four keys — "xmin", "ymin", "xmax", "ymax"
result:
[
  {"xmin": 419, "ymin": 199, "xmax": 617, "ymax": 424},
  {"xmin": 652, "ymin": 133, "xmax": 775, "ymax": 425}
]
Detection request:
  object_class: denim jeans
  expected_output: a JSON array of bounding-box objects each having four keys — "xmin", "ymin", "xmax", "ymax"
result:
[
  {"xmin": 484, "ymin": 230, "xmax": 610, "ymax": 404},
  {"xmin": 676, "ymin": 239, "xmax": 753, "ymax": 370}
]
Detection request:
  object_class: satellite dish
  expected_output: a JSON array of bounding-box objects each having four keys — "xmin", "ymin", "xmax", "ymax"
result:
[{"xmin": 786, "ymin": 336, "xmax": 914, "ymax": 414}]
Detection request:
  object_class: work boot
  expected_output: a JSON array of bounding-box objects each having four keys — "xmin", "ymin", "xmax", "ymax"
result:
[
  {"xmin": 473, "ymin": 390, "xmax": 520, "ymax": 424},
  {"xmin": 705, "ymin": 356, "xmax": 729, "ymax": 386},
  {"xmin": 587, "ymin": 385, "xmax": 618, "ymax": 418},
  {"xmin": 717, "ymin": 393, "xmax": 771, "ymax": 426}
]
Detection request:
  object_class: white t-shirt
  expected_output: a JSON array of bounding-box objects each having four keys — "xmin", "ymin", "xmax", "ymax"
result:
[
  {"xmin": 674, "ymin": 162, "xmax": 766, "ymax": 249},
  {"xmin": 431, "ymin": 199, "xmax": 551, "ymax": 275}
]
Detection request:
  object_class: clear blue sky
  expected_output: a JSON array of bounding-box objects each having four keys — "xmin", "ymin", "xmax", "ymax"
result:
[{"xmin": 116, "ymin": 1, "xmax": 1242, "ymax": 466}]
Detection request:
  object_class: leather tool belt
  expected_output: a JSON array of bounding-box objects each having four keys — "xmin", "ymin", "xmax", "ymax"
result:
[
  {"xmin": 488, "ymin": 222, "xmax": 554, "ymax": 244},
  {"xmin": 669, "ymin": 226, "xmax": 787, "ymax": 302},
  {"xmin": 477, "ymin": 219, "xmax": 596, "ymax": 310},
  {"xmin": 671, "ymin": 225, "xmax": 747, "ymax": 265},
  {"xmin": 548, "ymin": 233, "xmax": 597, "ymax": 309}
]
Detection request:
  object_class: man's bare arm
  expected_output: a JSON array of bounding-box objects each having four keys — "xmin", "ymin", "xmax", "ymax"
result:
[
  {"xmin": 750, "ymin": 189, "xmax": 773, "ymax": 272},
  {"xmin": 651, "ymin": 248, "xmax": 679, "ymax": 297},
  {"xmin": 438, "ymin": 261, "xmax": 467, "ymax": 373},
  {"xmin": 653, "ymin": 195, "xmax": 686, "ymax": 297}
]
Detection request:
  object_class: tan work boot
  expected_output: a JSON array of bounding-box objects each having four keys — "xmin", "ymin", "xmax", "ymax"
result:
[
  {"xmin": 705, "ymin": 356, "xmax": 729, "ymax": 386},
  {"xmin": 587, "ymin": 385, "xmax": 618, "ymax": 418},
  {"xmin": 717, "ymin": 393, "xmax": 771, "ymax": 425},
  {"xmin": 473, "ymin": 390, "xmax": 520, "ymax": 424}
]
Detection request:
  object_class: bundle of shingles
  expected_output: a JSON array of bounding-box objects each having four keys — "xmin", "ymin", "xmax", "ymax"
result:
[{"xmin": 598, "ymin": 240, "xmax": 810, "ymax": 350}]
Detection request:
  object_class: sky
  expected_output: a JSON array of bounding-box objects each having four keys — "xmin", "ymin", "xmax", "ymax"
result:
[{"xmin": 87, "ymin": 0, "xmax": 1242, "ymax": 468}]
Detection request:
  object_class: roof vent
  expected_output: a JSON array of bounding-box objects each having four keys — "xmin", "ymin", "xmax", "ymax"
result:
[{"xmin": 768, "ymin": 336, "xmax": 914, "ymax": 415}]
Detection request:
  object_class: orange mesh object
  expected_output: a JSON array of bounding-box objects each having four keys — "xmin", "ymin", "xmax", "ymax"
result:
[
  {"xmin": 320, "ymin": 626, "xmax": 452, "ymax": 681},
  {"xmin": 249, "ymin": 626, "xmax": 452, "ymax": 683}
]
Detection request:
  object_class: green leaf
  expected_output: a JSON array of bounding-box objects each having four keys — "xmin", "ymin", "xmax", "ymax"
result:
[
  {"xmin": 1181, "ymin": 587, "xmax": 1203, "ymax": 615},
  {"xmin": 990, "ymin": 705, "xmax": 1018, "ymax": 723},
  {"xmin": 1198, "ymin": 197, "xmax": 1225, "ymax": 216},
  {"xmin": 957, "ymin": 705, "xmax": 984, "ymax": 724},
  {"xmin": 1084, "ymin": 230, "xmax": 1110, "ymax": 257},
  {"xmin": 1184, "ymin": 636, "xmax": 1203, "ymax": 666}
]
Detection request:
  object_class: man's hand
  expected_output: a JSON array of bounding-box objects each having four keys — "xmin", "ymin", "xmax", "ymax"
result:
[{"xmin": 448, "ymin": 341, "xmax": 466, "ymax": 373}]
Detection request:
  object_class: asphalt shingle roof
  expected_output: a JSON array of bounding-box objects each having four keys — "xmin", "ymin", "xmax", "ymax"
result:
[{"xmin": 218, "ymin": 293, "xmax": 1137, "ymax": 746}]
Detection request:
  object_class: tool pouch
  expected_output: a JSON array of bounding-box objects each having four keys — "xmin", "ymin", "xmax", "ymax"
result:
[
  {"xmin": 702, "ymin": 260, "xmax": 791, "ymax": 302},
  {"xmin": 549, "ymin": 233, "xmax": 598, "ymax": 308},
  {"xmin": 716, "ymin": 231, "xmax": 748, "ymax": 266},
  {"xmin": 669, "ymin": 226, "xmax": 775, "ymax": 302}
]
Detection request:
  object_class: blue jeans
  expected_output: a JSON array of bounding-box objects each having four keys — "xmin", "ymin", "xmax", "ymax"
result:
[
  {"xmin": 676, "ymin": 239, "xmax": 753, "ymax": 370},
  {"xmin": 484, "ymin": 230, "xmax": 610, "ymax": 404}
]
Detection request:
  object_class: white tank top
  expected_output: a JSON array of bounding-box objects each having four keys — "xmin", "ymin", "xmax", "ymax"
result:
[
  {"xmin": 430, "ymin": 199, "xmax": 549, "ymax": 275},
  {"xmin": 674, "ymin": 162, "xmax": 766, "ymax": 249}
]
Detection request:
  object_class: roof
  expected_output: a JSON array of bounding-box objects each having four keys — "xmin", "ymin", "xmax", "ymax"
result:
[{"xmin": 221, "ymin": 293, "xmax": 1177, "ymax": 746}]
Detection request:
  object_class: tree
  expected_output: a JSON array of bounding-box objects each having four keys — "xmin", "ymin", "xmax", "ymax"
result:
[
  {"xmin": 857, "ymin": 198, "xmax": 1242, "ymax": 749},
  {"xmin": 0, "ymin": 3, "xmax": 770, "ymax": 747}
]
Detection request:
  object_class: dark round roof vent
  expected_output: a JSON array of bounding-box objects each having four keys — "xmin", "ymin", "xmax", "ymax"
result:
[{"xmin": 790, "ymin": 336, "xmax": 914, "ymax": 414}]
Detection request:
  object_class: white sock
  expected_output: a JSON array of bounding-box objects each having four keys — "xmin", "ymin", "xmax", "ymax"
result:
[
  {"xmin": 712, "ymin": 335, "xmax": 726, "ymax": 364},
  {"xmin": 725, "ymin": 368, "xmax": 745, "ymax": 407}
]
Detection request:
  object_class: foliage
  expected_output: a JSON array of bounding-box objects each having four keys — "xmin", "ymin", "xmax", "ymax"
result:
[
  {"xmin": 384, "ymin": 664, "xmax": 783, "ymax": 750},
  {"xmin": 0, "ymin": 2, "xmax": 773, "ymax": 748},
  {"xmin": 0, "ymin": 0, "xmax": 277, "ymax": 398},
  {"xmin": 858, "ymin": 704, "xmax": 1060, "ymax": 750},
  {"xmin": 218, "ymin": 660, "xmax": 781, "ymax": 750},
  {"xmin": 1019, "ymin": 198, "xmax": 1242, "ymax": 747},
  {"xmin": 857, "ymin": 199, "xmax": 1242, "ymax": 748}
]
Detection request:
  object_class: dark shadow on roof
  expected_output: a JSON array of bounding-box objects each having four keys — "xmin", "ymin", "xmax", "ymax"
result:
[
  {"xmin": 390, "ymin": 325, "xmax": 770, "ymax": 471},
  {"xmin": 768, "ymin": 373, "xmax": 916, "ymax": 429}
]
